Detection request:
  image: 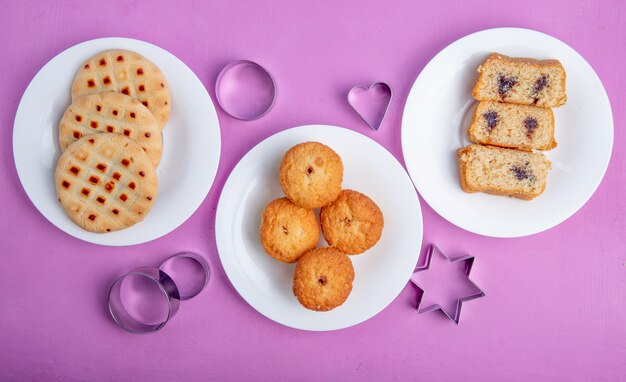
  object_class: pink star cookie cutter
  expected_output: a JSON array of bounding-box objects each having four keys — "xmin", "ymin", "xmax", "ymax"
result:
[{"xmin": 410, "ymin": 244, "xmax": 485, "ymax": 324}]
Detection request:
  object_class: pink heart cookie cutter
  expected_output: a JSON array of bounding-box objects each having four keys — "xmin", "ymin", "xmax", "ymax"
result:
[{"xmin": 347, "ymin": 82, "xmax": 393, "ymax": 131}]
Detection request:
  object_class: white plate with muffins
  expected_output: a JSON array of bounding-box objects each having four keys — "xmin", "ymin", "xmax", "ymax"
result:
[
  {"xmin": 402, "ymin": 27, "xmax": 613, "ymax": 238},
  {"xmin": 216, "ymin": 125, "xmax": 423, "ymax": 331},
  {"xmin": 13, "ymin": 37, "xmax": 221, "ymax": 245}
]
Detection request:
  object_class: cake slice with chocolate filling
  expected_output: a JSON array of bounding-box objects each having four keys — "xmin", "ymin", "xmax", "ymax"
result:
[
  {"xmin": 458, "ymin": 144, "xmax": 552, "ymax": 200},
  {"xmin": 468, "ymin": 101, "xmax": 556, "ymax": 151},
  {"xmin": 472, "ymin": 53, "xmax": 567, "ymax": 107}
]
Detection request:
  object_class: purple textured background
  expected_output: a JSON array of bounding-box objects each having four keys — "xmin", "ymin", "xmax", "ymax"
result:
[{"xmin": 2, "ymin": 1, "xmax": 625, "ymax": 381}]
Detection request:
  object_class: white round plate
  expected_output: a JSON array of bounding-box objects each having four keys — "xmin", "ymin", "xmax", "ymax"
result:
[
  {"xmin": 401, "ymin": 28, "xmax": 613, "ymax": 238},
  {"xmin": 13, "ymin": 37, "xmax": 221, "ymax": 246},
  {"xmin": 216, "ymin": 125, "xmax": 422, "ymax": 331}
]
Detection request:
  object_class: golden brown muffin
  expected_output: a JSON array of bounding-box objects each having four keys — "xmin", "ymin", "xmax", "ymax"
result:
[
  {"xmin": 320, "ymin": 190, "xmax": 384, "ymax": 255},
  {"xmin": 259, "ymin": 198, "xmax": 320, "ymax": 263},
  {"xmin": 279, "ymin": 142, "xmax": 343, "ymax": 209},
  {"xmin": 293, "ymin": 247, "xmax": 354, "ymax": 311}
]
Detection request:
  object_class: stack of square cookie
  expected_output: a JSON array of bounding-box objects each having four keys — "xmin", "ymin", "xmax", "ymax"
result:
[{"xmin": 54, "ymin": 50, "xmax": 171, "ymax": 233}]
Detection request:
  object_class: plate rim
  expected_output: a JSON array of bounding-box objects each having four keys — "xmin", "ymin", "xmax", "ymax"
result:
[
  {"xmin": 400, "ymin": 27, "xmax": 614, "ymax": 238},
  {"xmin": 12, "ymin": 36, "xmax": 221, "ymax": 246},
  {"xmin": 215, "ymin": 124, "xmax": 423, "ymax": 331}
]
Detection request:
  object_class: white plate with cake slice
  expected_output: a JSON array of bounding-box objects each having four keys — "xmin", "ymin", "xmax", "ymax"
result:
[
  {"xmin": 13, "ymin": 38, "xmax": 221, "ymax": 245},
  {"xmin": 401, "ymin": 27, "xmax": 613, "ymax": 238}
]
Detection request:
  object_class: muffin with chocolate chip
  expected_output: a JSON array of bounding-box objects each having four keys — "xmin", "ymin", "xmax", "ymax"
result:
[
  {"xmin": 293, "ymin": 247, "xmax": 354, "ymax": 311},
  {"xmin": 279, "ymin": 142, "xmax": 343, "ymax": 209}
]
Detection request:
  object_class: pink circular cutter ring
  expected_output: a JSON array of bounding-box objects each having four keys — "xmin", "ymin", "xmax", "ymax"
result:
[
  {"xmin": 215, "ymin": 60, "xmax": 277, "ymax": 120},
  {"xmin": 108, "ymin": 252, "xmax": 210, "ymax": 334}
]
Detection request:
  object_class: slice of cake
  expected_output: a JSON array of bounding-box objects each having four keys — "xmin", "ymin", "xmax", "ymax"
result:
[
  {"xmin": 458, "ymin": 144, "xmax": 552, "ymax": 200},
  {"xmin": 468, "ymin": 101, "xmax": 556, "ymax": 151},
  {"xmin": 472, "ymin": 53, "xmax": 567, "ymax": 107}
]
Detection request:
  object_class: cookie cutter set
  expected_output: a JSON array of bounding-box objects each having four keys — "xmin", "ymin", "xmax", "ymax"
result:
[
  {"xmin": 410, "ymin": 244, "xmax": 485, "ymax": 324},
  {"xmin": 108, "ymin": 66, "xmax": 475, "ymax": 333},
  {"xmin": 108, "ymin": 252, "xmax": 210, "ymax": 334},
  {"xmin": 215, "ymin": 60, "xmax": 392, "ymax": 130}
]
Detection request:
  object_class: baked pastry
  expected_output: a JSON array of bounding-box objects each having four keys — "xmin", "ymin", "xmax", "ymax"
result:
[
  {"xmin": 293, "ymin": 247, "xmax": 354, "ymax": 311},
  {"xmin": 55, "ymin": 133, "xmax": 158, "ymax": 233},
  {"xmin": 472, "ymin": 53, "xmax": 567, "ymax": 107},
  {"xmin": 279, "ymin": 142, "xmax": 343, "ymax": 209},
  {"xmin": 71, "ymin": 49, "xmax": 171, "ymax": 129},
  {"xmin": 468, "ymin": 101, "xmax": 556, "ymax": 151},
  {"xmin": 259, "ymin": 198, "xmax": 319, "ymax": 263},
  {"xmin": 458, "ymin": 144, "xmax": 551, "ymax": 200},
  {"xmin": 59, "ymin": 92, "xmax": 163, "ymax": 167},
  {"xmin": 320, "ymin": 190, "xmax": 384, "ymax": 255}
]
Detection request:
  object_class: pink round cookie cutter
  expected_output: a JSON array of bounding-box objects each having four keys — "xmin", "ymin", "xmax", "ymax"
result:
[
  {"xmin": 215, "ymin": 60, "xmax": 277, "ymax": 121},
  {"xmin": 108, "ymin": 251, "xmax": 210, "ymax": 334}
]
